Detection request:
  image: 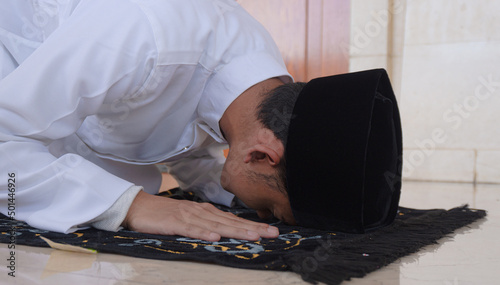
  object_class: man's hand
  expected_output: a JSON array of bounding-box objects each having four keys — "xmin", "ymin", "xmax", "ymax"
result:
[{"xmin": 122, "ymin": 191, "xmax": 280, "ymax": 242}]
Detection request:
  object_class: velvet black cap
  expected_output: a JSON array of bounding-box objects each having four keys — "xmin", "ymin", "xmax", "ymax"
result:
[{"xmin": 285, "ymin": 69, "xmax": 402, "ymax": 233}]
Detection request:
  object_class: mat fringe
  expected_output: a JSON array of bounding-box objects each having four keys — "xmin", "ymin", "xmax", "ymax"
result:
[
  {"xmin": 282, "ymin": 205, "xmax": 487, "ymax": 285},
  {"xmin": 0, "ymin": 204, "xmax": 487, "ymax": 284}
]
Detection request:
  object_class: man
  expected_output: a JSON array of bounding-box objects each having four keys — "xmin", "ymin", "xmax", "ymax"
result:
[{"xmin": 1, "ymin": 0, "xmax": 402, "ymax": 241}]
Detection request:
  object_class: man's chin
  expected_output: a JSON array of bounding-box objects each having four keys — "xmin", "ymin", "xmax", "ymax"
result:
[{"xmin": 222, "ymin": 185, "xmax": 233, "ymax": 195}]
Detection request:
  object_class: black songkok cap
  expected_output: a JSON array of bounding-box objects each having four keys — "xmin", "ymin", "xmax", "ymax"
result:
[{"xmin": 285, "ymin": 69, "xmax": 402, "ymax": 233}]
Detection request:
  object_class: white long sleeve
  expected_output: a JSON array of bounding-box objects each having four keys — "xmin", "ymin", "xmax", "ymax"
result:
[
  {"xmin": 0, "ymin": 0, "xmax": 156, "ymax": 233},
  {"xmin": 165, "ymin": 143, "xmax": 235, "ymax": 207},
  {"xmin": 0, "ymin": 0, "xmax": 292, "ymax": 234},
  {"xmin": 88, "ymin": 186, "xmax": 143, "ymax": 232}
]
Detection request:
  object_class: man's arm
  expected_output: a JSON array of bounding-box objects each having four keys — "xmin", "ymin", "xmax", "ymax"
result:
[
  {"xmin": 0, "ymin": 0, "xmax": 279, "ymax": 240},
  {"xmin": 0, "ymin": 1, "xmax": 154, "ymax": 233},
  {"xmin": 123, "ymin": 191, "xmax": 279, "ymax": 241},
  {"xmin": 134, "ymin": 146, "xmax": 280, "ymax": 241}
]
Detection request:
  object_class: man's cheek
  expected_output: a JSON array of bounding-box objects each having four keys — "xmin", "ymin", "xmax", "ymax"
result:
[
  {"xmin": 225, "ymin": 160, "xmax": 243, "ymax": 176},
  {"xmin": 220, "ymin": 169, "xmax": 232, "ymax": 189}
]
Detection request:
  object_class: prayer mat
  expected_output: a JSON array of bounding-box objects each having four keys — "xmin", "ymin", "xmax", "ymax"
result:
[{"xmin": 0, "ymin": 189, "xmax": 487, "ymax": 285}]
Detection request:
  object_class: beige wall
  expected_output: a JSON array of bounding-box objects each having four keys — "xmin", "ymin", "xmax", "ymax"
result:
[
  {"xmin": 237, "ymin": 0, "xmax": 350, "ymax": 81},
  {"xmin": 350, "ymin": 0, "xmax": 500, "ymax": 184}
]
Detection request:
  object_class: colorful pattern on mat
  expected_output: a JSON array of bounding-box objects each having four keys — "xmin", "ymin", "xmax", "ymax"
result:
[
  {"xmin": 0, "ymin": 189, "xmax": 343, "ymax": 270},
  {"xmin": 0, "ymin": 189, "xmax": 487, "ymax": 285}
]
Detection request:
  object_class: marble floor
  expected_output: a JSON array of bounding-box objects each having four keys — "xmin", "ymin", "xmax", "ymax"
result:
[{"xmin": 1, "ymin": 181, "xmax": 499, "ymax": 285}]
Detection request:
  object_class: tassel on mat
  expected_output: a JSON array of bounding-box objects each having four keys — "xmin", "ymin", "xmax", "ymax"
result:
[
  {"xmin": 282, "ymin": 206, "xmax": 487, "ymax": 284},
  {"xmin": 0, "ymin": 202, "xmax": 486, "ymax": 285}
]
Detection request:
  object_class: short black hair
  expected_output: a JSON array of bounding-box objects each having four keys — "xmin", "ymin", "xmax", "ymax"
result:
[
  {"xmin": 254, "ymin": 82, "xmax": 306, "ymax": 195},
  {"xmin": 257, "ymin": 82, "xmax": 307, "ymax": 146}
]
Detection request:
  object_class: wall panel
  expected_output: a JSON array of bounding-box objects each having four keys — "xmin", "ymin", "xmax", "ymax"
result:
[{"xmin": 238, "ymin": 0, "xmax": 350, "ymax": 81}]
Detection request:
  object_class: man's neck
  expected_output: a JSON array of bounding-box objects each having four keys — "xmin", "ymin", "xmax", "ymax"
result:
[{"xmin": 219, "ymin": 78, "xmax": 284, "ymax": 146}]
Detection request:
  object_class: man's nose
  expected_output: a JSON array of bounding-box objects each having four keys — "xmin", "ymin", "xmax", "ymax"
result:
[{"xmin": 256, "ymin": 209, "xmax": 273, "ymax": 219}]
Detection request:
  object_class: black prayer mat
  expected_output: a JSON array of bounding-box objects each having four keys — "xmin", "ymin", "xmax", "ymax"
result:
[{"xmin": 0, "ymin": 189, "xmax": 487, "ymax": 285}]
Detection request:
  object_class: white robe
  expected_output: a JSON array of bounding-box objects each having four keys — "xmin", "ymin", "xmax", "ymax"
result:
[{"xmin": 0, "ymin": 0, "xmax": 291, "ymax": 233}]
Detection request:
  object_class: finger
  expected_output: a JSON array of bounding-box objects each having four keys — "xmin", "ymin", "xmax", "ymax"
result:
[
  {"xmin": 180, "ymin": 204, "xmax": 278, "ymax": 240},
  {"xmin": 172, "ymin": 222, "xmax": 222, "ymax": 242},
  {"xmin": 217, "ymin": 215, "xmax": 280, "ymax": 239},
  {"xmin": 127, "ymin": 214, "xmax": 222, "ymax": 242},
  {"xmin": 177, "ymin": 203, "xmax": 260, "ymax": 240},
  {"xmin": 194, "ymin": 218, "xmax": 262, "ymax": 241},
  {"xmin": 196, "ymin": 203, "xmax": 280, "ymax": 238}
]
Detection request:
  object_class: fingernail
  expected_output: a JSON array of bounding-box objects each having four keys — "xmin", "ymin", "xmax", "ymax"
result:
[
  {"xmin": 209, "ymin": 232, "xmax": 220, "ymax": 241},
  {"xmin": 267, "ymin": 226, "xmax": 279, "ymax": 235}
]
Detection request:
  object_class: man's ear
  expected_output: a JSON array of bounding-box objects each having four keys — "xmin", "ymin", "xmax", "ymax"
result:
[{"xmin": 243, "ymin": 144, "xmax": 281, "ymax": 166}]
